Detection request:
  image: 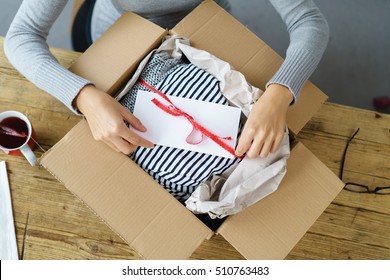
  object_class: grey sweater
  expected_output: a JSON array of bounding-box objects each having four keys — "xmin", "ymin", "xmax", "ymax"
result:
[{"xmin": 4, "ymin": 0, "xmax": 329, "ymax": 114}]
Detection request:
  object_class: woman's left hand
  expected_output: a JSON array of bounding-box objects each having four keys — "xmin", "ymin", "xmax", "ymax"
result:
[{"xmin": 235, "ymin": 84, "xmax": 294, "ymax": 158}]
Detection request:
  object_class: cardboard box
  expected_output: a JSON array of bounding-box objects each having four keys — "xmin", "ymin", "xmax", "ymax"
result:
[{"xmin": 40, "ymin": 1, "xmax": 344, "ymax": 259}]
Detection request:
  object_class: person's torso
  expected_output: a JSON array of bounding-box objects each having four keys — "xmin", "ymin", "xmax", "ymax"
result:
[
  {"xmin": 91, "ymin": 0, "xmax": 230, "ymax": 42},
  {"xmin": 111, "ymin": 0, "xmax": 230, "ymax": 17},
  {"xmin": 112, "ymin": 0, "xmax": 201, "ymax": 16}
]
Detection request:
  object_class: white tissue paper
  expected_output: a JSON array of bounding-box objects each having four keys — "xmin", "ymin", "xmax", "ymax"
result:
[{"xmin": 0, "ymin": 160, "xmax": 18, "ymax": 260}]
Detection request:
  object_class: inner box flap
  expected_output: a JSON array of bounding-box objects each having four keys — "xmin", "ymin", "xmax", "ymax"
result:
[
  {"xmin": 40, "ymin": 120, "xmax": 212, "ymax": 259},
  {"xmin": 172, "ymin": 0, "xmax": 328, "ymax": 135},
  {"xmin": 217, "ymin": 142, "xmax": 344, "ymax": 259},
  {"xmin": 69, "ymin": 11, "xmax": 167, "ymax": 95}
]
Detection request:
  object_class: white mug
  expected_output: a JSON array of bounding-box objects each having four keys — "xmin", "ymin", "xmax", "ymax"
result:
[{"xmin": 0, "ymin": 111, "xmax": 37, "ymax": 166}]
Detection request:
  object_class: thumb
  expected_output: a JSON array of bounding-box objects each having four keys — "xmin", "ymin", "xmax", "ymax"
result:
[{"xmin": 119, "ymin": 105, "xmax": 147, "ymax": 132}]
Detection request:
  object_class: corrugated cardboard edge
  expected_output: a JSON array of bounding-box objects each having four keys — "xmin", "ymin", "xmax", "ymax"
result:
[
  {"xmin": 38, "ymin": 122, "xmax": 146, "ymax": 257},
  {"xmin": 40, "ymin": 120, "xmax": 213, "ymax": 259},
  {"xmin": 39, "ymin": 139, "xmax": 145, "ymax": 258},
  {"xmin": 217, "ymin": 142, "xmax": 345, "ymax": 259},
  {"xmin": 172, "ymin": 0, "xmax": 328, "ymax": 135}
]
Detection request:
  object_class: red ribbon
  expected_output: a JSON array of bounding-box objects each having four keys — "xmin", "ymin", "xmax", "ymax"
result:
[{"xmin": 140, "ymin": 79, "xmax": 241, "ymax": 158}]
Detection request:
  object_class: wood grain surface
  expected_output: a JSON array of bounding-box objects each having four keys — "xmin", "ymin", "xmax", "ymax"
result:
[{"xmin": 1, "ymin": 37, "xmax": 389, "ymax": 260}]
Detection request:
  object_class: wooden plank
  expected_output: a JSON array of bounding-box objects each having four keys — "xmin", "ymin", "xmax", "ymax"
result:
[
  {"xmin": 287, "ymin": 232, "xmax": 390, "ymax": 260},
  {"xmin": 297, "ymin": 102, "xmax": 390, "ymax": 172},
  {"xmin": 289, "ymin": 102, "xmax": 390, "ymax": 260},
  {"xmin": 297, "ymin": 130, "xmax": 389, "ymax": 188},
  {"xmin": 300, "ymin": 103, "xmax": 390, "ymax": 146},
  {"xmin": 23, "ymin": 225, "xmax": 139, "ymax": 260},
  {"xmin": 287, "ymin": 202, "xmax": 390, "ymax": 260}
]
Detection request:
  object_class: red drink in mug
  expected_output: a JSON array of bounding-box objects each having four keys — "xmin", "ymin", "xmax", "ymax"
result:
[{"xmin": 0, "ymin": 111, "xmax": 37, "ymax": 166}]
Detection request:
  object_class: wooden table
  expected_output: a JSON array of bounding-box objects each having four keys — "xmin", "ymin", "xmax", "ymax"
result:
[{"xmin": 1, "ymin": 37, "xmax": 389, "ymax": 260}]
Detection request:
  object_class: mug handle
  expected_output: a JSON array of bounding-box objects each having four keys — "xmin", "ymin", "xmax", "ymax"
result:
[{"xmin": 20, "ymin": 145, "xmax": 37, "ymax": 166}]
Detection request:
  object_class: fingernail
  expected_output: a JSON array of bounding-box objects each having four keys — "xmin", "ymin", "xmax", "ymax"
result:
[{"xmin": 141, "ymin": 125, "xmax": 147, "ymax": 131}]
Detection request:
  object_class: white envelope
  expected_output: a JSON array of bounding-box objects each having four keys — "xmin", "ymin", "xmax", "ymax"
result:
[{"xmin": 131, "ymin": 90, "xmax": 241, "ymax": 159}]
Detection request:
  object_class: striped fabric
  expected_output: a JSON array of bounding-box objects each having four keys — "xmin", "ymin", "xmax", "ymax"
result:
[{"xmin": 121, "ymin": 54, "xmax": 242, "ymax": 202}]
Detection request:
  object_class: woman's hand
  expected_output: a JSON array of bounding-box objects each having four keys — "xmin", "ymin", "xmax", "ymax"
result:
[
  {"xmin": 74, "ymin": 85, "xmax": 154, "ymax": 154},
  {"xmin": 235, "ymin": 84, "xmax": 293, "ymax": 158}
]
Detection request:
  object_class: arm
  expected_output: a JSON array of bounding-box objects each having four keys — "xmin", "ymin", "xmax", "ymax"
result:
[
  {"xmin": 4, "ymin": 0, "xmax": 153, "ymax": 153},
  {"xmin": 4, "ymin": 0, "xmax": 92, "ymax": 113},
  {"xmin": 236, "ymin": 0, "xmax": 329, "ymax": 158},
  {"xmin": 266, "ymin": 0, "xmax": 330, "ymax": 102}
]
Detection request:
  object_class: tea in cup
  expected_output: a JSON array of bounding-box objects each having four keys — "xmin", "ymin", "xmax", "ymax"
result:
[{"xmin": 0, "ymin": 111, "xmax": 37, "ymax": 166}]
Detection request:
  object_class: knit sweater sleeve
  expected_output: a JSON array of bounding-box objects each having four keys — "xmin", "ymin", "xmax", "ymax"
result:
[
  {"xmin": 3, "ymin": 0, "xmax": 93, "ymax": 114},
  {"xmin": 266, "ymin": 0, "xmax": 329, "ymax": 103}
]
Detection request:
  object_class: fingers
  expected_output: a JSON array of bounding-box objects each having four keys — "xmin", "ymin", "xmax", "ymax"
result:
[
  {"xmin": 234, "ymin": 85, "xmax": 290, "ymax": 159},
  {"xmin": 258, "ymin": 136, "xmax": 274, "ymax": 158},
  {"xmin": 118, "ymin": 106, "xmax": 154, "ymax": 149},
  {"xmin": 111, "ymin": 136, "xmax": 138, "ymax": 155},
  {"xmin": 120, "ymin": 106, "xmax": 147, "ymax": 132},
  {"xmin": 91, "ymin": 115, "xmax": 153, "ymax": 154},
  {"xmin": 82, "ymin": 89, "xmax": 154, "ymax": 154},
  {"xmin": 236, "ymin": 127, "xmax": 285, "ymax": 159},
  {"xmin": 270, "ymin": 133, "xmax": 284, "ymax": 153},
  {"xmin": 246, "ymin": 132, "xmax": 265, "ymax": 158},
  {"xmin": 95, "ymin": 125, "xmax": 151, "ymax": 155},
  {"xmin": 119, "ymin": 123, "xmax": 154, "ymax": 148},
  {"xmin": 235, "ymin": 127, "xmax": 256, "ymax": 157}
]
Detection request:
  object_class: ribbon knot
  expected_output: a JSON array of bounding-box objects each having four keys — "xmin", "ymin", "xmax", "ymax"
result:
[{"xmin": 140, "ymin": 79, "xmax": 241, "ymax": 158}]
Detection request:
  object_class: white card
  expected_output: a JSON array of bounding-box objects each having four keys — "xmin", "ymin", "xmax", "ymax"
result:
[
  {"xmin": 130, "ymin": 90, "xmax": 241, "ymax": 158},
  {"xmin": 0, "ymin": 161, "xmax": 18, "ymax": 260}
]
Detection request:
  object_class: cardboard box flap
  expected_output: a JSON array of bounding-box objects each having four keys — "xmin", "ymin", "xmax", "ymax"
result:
[
  {"xmin": 171, "ymin": 0, "xmax": 327, "ymax": 135},
  {"xmin": 40, "ymin": 120, "xmax": 212, "ymax": 259},
  {"xmin": 70, "ymin": 12, "xmax": 167, "ymax": 95},
  {"xmin": 217, "ymin": 142, "xmax": 344, "ymax": 259},
  {"xmin": 286, "ymin": 82, "xmax": 328, "ymax": 135}
]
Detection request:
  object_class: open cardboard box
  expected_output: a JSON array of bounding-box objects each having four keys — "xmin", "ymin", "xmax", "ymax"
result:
[{"xmin": 40, "ymin": 1, "xmax": 344, "ymax": 259}]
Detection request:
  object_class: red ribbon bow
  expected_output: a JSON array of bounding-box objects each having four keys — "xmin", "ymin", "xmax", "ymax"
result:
[{"xmin": 140, "ymin": 79, "xmax": 241, "ymax": 158}]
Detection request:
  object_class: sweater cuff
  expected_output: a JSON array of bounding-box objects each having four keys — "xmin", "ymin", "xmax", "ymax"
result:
[
  {"xmin": 34, "ymin": 59, "xmax": 94, "ymax": 115},
  {"xmin": 266, "ymin": 48, "xmax": 319, "ymax": 105}
]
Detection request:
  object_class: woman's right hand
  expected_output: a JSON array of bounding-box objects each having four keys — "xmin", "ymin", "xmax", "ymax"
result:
[{"xmin": 74, "ymin": 85, "xmax": 154, "ymax": 154}]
